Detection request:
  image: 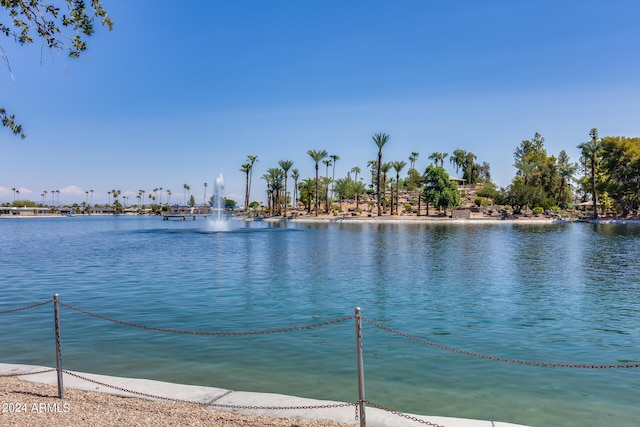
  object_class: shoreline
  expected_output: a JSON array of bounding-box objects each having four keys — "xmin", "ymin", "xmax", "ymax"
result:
[
  {"xmin": 3, "ymin": 212, "xmax": 640, "ymax": 225},
  {"xmin": 0, "ymin": 363, "xmax": 530, "ymax": 427}
]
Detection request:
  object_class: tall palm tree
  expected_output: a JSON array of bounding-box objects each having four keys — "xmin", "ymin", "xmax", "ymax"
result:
[
  {"xmin": 391, "ymin": 160, "xmax": 407, "ymax": 214},
  {"xmin": 329, "ymin": 154, "xmax": 340, "ymax": 198},
  {"xmin": 90, "ymin": 189, "xmax": 94, "ymax": 206},
  {"xmin": 240, "ymin": 162, "xmax": 251, "ymax": 209},
  {"xmin": 166, "ymin": 189, "xmax": 171, "ymax": 205},
  {"xmin": 203, "ymin": 182, "xmax": 208, "ymax": 206},
  {"xmin": 578, "ymin": 128, "xmax": 602, "ymax": 219},
  {"xmin": 429, "ymin": 152, "xmax": 447, "ymax": 167},
  {"xmin": 351, "ymin": 166, "xmax": 361, "ymax": 183},
  {"xmin": 11, "ymin": 188, "xmax": 16, "ymax": 201},
  {"xmin": 247, "ymin": 155, "xmax": 258, "ymax": 207},
  {"xmin": 450, "ymin": 149, "xmax": 467, "ymax": 175},
  {"xmin": 372, "ymin": 132, "xmax": 390, "ymax": 216},
  {"xmin": 409, "ymin": 152, "xmax": 419, "ymax": 170},
  {"xmin": 291, "ymin": 168, "xmax": 300, "ymax": 211},
  {"xmin": 43, "ymin": 190, "xmax": 48, "ymax": 206},
  {"xmin": 261, "ymin": 173, "xmax": 273, "ymax": 214},
  {"xmin": 380, "ymin": 162, "xmax": 392, "ymax": 214},
  {"xmin": 307, "ymin": 149, "xmax": 328, "ymax": 216},
  {"xmin": 279, "ymin": 160, "xmax": 294, "ymax": 217}
]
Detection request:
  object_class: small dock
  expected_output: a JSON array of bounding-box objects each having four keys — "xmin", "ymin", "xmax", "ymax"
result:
[{"xmin": 161, "ymin": 206, "xmax": 211, "ymax": 220}]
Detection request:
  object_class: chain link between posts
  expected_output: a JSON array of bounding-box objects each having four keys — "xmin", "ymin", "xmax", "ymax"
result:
[
  {"xmin": 0, "ymin": 369, "xmax": 57, "ymax": 377},
  {"xmin": 62, "ymin": 370, "xmax": 359, "ymax": 414},
  {"xmin": 362, "ymin": 316, "xmax": 640, "ymax": 369},
  {"xmin": 364, "ymin": 400, "xmax": 447, "ymax": 427},
  {"xmin": 59, "ymin": 301, "xmax": 354, "ymax": 335},
  {"xmin": 0, "ymin": 299, "xmax": 53, "ymax": 314},
  {"xmin": 4, "ymin": 297, "xmax": 640, "ymax": 427}
]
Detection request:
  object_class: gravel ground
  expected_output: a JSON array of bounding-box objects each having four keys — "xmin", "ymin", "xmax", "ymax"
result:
[{"xmin": 1, "ymin": 377, "xmax": 356, "ymax": 427}]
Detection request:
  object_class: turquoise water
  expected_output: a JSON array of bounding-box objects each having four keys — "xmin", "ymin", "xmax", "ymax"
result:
[{"xmin": 1, "ymin": 216, "xmax": 639, "ymax": 426}]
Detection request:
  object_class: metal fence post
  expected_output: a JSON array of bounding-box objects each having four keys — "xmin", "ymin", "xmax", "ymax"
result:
[
  {"xmin": 355, "ymin": 307, "xmax": 366, "ymax": 427},
  {"xmin": 53, "ymin": 293, "xmax": 64, "ymax": 399}
]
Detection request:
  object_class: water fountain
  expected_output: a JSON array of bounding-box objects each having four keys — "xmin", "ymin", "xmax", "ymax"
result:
[{"xmin": 205, "ymin": 173, "xmax": 230, "ymax": 231}]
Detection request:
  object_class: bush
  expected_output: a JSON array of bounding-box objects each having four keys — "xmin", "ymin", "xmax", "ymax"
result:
[
  {"xmin": 404, "ymin": 203, "xmax": 413, "ymax": 213},
  {"xmin": 532, "ymin": 207, "xmax": 544, "ymax": 216}
]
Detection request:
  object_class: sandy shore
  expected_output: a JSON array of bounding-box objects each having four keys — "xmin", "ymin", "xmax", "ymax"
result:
[{"xmin": 0, "ymin": 376, "xmax": 355, "ymax": 427}]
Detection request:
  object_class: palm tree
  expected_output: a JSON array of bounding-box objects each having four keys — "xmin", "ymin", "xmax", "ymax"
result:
[
  {"xmin": 450, "ymin": 149, "xmax": 467, "ymax": 175},
  {"xmin": 307, "ymin": 149, "xmax": 328, "ymax": 216},
  {"xmin": 279, "ymin": 160, "xmax": 294, "ymax": 217},
  {"xmin": 380, "ymin": 162, "xmax": 392, "ymax": 213},
  {"xmin": 266, "ymin": 168, "xmax": 284, "ymax": 215},
  {"xmin": 240, "ymin": 162, "xmax": 251, "ymax": 209},
  {"xmin": 166, "ymin": 189, "xmax": 172, "ymax": 205},
  {"xmin": 372, "ymin": 132, "xmax": 390, "ymax": 216},
  {"xmin": 391, "ymin": 160, "xmax": 407, "ymax": 214},
  {"xmin": 409, "ymin": 152, "xmax": 419, "ymax": 170},
  {"xmin": 11, "ymin": 188, "xmax": 16, "ymax": 201},
  {"xmin": 330, "ymin": 154, "xmax": 340, "ymax": 198},
  {"xmin": 203, "ymin": 182, "xmax": 208, "ymax": 206},
  {"xmin": 261, "ymin": 173, "xmax": 273, "ymax": 214},
  {"xmin": 291, "ymin": 168, "xmax": 300, "ymax": 211},
  {"xmin": 351, "ymin": 166, "xmax": 361, "ymax": 183},
  {"xmin": 183, "ymin": 184, "xmax": 189, "ymax": 205},
  {"xmin": 107, "ymin": 190, "xmax": 112, "ymax": 206},
  {"xmin": 333, "ymin": 177, "xmax": 352, "ymax": 211},
  {"xmin": 513, "ymin": 160, "xmax": 537, "ymax": 186},
  {"xmin": 43, "ymin": 190, "xmax": 48, "ymax": 206},
  {"xmin": 89, "ymin": 190, "xmax": 94, "ymax": 207},
  {"xmin": 247, "ymin": 155, "xmax": 258, "ymax": 207},
  {"xmin": 352, "ymin": 181, "xmax": 366, "ymax": 212},
  {"xmin": 300, "ymin": 178, "xmax": 315, "ymax": 213},
  {"xmin": 429, "ymin": 152, "xmax": 447, "ymax": 167},
  {"xmin": 578, "ymin": 128, "xmax": 602, "ymax": 219}
]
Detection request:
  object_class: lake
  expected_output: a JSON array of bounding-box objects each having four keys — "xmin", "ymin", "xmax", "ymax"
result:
[{"xmin": 1, "ymin": 216, "xmax": 639, "ymax": 426}]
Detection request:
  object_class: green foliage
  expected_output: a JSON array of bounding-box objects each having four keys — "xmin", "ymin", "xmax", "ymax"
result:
[
  {"xmin": 532, "ymin": 207, "xmax": 544, "ymax": 216},
  {"xmin": 598, "ymin": 135, "xmax": 640, "ymax": 217},
  {"xmin": 422, "ymin": 165, "xmax": 460, "ymax": 213},
  {"xmin": 510, "ymin": 132, "xmax": 577, "ymax": 210},
  {"xmin": 12, "ymin": 199, "xmax": 36, "ymax": 207},
  {"xmin": 1, "ymin": 0, "xmax": 112, "ymax": 137},
  {"xmin": 449, "ymin": 149, "xmax": 489, "ymax": 184},
  {"xmin": 224, "ymin": 198, "xmax": 236, "ymax": 208},
  {"xmin": 475, "ymin": 182, "xmax": 499, "ymax": 199}
]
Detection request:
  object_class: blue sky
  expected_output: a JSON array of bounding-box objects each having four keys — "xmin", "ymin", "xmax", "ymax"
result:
[{"xmin": 2, "ymin": 0, "xmax": 640, "ymax": 206}]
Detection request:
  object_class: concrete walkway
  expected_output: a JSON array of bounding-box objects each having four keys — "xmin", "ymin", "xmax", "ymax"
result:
[{"xmin": 0, "ymin": 363, "xmax": 530, "ymax": 427}]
